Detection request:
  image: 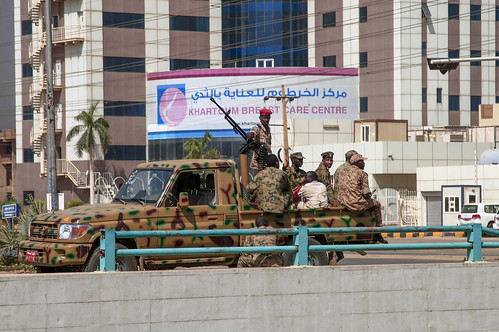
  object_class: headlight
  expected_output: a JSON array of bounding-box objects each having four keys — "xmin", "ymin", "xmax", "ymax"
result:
[{"xmin": 59, "ymin": 224, "xmax": 91, "ymax": 239}]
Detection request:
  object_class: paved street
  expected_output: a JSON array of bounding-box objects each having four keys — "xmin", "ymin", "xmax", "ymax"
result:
[{"xmin": 339, "ymin": 236, "xmax": 499, "ymax": 265}]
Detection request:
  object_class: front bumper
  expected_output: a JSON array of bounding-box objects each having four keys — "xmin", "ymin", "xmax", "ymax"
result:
[{"xmin": 18, "ymin": 240, "xmax": 92, "ymax": 267}]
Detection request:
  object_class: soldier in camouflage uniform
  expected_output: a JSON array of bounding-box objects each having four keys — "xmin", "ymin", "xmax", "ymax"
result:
[
  {"xmin": 246, "ymin": 154, "xmax": 292, "ymax": 213},
  {"xmin": 315, "ymin": 151, "xmax": 335, "ymax": 205},
  {"xmin": 247, "ymin": 108, "xmax": 272, "ymax": 170},
  {"xmin": 285, "ymin": 152, "xmax": 306, "ymax": 191},
  {"xmin": 337, "ymin": 154, "xmax": 388, "ymax": 244},
  {"xmin": 333, "ymin": 150, "xmax": 358, "ymax": 194},
  {"xmin": 237, "ymin": 216, "xmax": 283, "ymax": 267}
]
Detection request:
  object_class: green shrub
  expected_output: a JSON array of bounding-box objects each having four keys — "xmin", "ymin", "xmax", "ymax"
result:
[{"xmin": 65, "ymin": 200, "xmax": 85, "ymax": 209}]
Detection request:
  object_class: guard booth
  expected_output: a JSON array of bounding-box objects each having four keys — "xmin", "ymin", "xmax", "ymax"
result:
[{"xmin": 441, "ymin": 185, "xmax": 481, "ymax": 226}]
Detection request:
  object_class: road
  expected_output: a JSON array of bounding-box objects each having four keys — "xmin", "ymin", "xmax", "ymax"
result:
[{"xmin": 338, "ymin": 236, "xmax": 499, "ymax": 265}]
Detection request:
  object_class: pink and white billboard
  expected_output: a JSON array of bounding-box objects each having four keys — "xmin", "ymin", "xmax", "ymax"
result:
[{"xmin": 147, "ymin": 67, "xmax": 358, "ymax": 135}]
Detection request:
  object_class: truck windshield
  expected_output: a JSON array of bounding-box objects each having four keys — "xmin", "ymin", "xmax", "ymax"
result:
[{"xmin": 115, "ymin": 169, "xmax": 172, "ymax": 204}]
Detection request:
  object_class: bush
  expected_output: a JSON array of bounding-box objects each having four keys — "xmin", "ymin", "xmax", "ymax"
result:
[{"xmin": 65, "ymin": 200, "xmax": 85, "ymax": 209}]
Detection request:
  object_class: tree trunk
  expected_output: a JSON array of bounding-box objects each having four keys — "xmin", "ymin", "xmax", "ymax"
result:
[{"xmin": 89, "ymin": 145, "xmax": 95, "ymax": 205}]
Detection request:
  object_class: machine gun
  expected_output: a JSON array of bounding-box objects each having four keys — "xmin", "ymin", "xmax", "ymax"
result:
[{"xmin": 210, "ymin": 97, "xmax": 268, "ymax": 170}]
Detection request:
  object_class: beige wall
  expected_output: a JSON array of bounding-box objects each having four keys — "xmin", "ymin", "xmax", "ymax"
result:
[{"xmin": 479, "ymin": 104, "xmax": 499, "ymax": 127}]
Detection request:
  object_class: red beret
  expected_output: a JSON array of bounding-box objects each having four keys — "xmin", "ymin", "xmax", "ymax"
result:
[{"xmin": 259, "ymin": 108, "xmax": 272, "ymax": 116}]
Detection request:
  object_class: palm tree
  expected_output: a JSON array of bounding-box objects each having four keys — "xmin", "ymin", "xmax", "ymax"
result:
[
  {"xmin": 183, "ymin": 130, "xmax": 221, "ymax": 159},
  {"xmin": 66, "ymin": 102, "xmax": 111, "ymax": 204}
]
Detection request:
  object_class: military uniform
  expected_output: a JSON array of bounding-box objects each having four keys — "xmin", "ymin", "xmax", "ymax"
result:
[
  {"xmin": 316, "ymin": 162, "xmax": 335, "ymax": 204},
  {"xmin": 246, "ymin": 166, "xmax": 292, "ymax": 213},
  {"xmin": 297, "ymin": 181, "xmax": 328, "ymax": 209},
  {"xmin": 285, "ymin": 165, "xmax": 306, "ymax": 191},
  {"xmin": 337, "ymin": 160, "xmax": 382, "ymax": 226},
  {"xmin": 334, "ymin": 150, "xmax": 358, "ymax": 193},
  {"xmin": 249, "ymin": 122, "xmax": 272, "ymax": 170},
  {"xmin": 237, "ymin": 225, "xmax": 279, "ymax": 267}
]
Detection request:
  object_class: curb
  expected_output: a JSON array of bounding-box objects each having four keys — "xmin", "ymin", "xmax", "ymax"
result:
[{"xmin": 381, "ymin": 232, "xmax": 467, "ymax": 238}]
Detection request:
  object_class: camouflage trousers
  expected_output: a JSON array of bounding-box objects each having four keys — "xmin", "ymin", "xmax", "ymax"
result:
[
  {"xmin": 366, "ymin": 199, "xmax": 382, "ymax": 227},
  {"xmin": 237, "ymin": 253, "xmax": 284, "ymax": 267}
]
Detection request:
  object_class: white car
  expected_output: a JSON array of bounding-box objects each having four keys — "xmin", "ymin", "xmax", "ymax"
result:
[{"xmin": 458, "ymin": 203, "xmax": 499, "ymax": 229}]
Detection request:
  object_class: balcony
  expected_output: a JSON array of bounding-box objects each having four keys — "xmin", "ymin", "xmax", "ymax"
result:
[{"xmin": 52, "ymin": 26, "xmax": 84, "ymax": 45}]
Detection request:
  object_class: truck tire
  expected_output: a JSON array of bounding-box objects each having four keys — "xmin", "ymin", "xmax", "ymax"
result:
[
  {"xmin": 83, "ymin": 244, "xmax": 138, "ymax": 272},
  {"xmin": 283, "ymin": 238, "xmax": 329, "ymax": 266}
]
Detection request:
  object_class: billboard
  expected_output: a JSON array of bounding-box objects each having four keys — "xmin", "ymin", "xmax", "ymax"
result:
[{"xmin": 147, "ymin": 67, "xmax": 358, "ymax": 137}]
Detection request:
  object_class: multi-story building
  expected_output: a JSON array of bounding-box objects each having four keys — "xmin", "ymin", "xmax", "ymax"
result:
[{"xmin": 14, "ymin": 1, "xmax": 499, "ymax": 204}]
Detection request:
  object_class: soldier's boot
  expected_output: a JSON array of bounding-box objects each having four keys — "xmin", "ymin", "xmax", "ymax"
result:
[{"xmin": 372, "ymin": 233, "xmax": 388, "ymax": 244}]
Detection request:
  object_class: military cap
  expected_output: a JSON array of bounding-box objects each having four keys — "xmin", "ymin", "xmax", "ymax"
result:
[
  {"xmin": 290, "ymin": 152, "xmax": 305, "ymax": 160},
  {"xmin": 350, "ymin": 154, "xmax": 367, "ymax": 164},
  {"xmin": 321, "ymin": 151, "xmax": 334, "ymax": 159},
  {"xmin": 345, "ymin": 150, "xmax": 358, "ymax": 159},
  {"xmin": 259, "ymin": 108, "xmax": 272, "ymax": 116}
]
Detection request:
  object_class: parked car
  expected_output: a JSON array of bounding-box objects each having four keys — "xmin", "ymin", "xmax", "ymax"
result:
[{"xmin": 458, "ymin": 203, "xmax": 499, "ymax": 228}]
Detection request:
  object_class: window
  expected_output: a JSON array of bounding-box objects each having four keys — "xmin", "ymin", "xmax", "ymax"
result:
[
  {"xmin": 170, "ymin": 15, "xmax": 209, "ymax": 32},
  {"xmin": 323, "ymin": 55, "xmax": 336, "ymax": 67},
  {"xmin": 359, "ymin": 52, "xmax": 368, "ymax": 68},
  {"xmin": 361, "ymin": 125, "xmax": 370, "ymax": 142},
  {"xmin": 449, "ymin": 4, "xmax": 459, "ymax": 20},
  {"xmin": 170, "ymin": 59, "xmax": 210, "ymax": 71},
  {"xmin": 170, "ymin": 170, "xmax": 217, "ymax": 206},
  {"xmin": 437, "ymin": 88, "xmax": 442, "ymax": 103},
  {"xmin": 52, "ymin": 16, "xmax": 59, "ymax": 28},
  {"xmin": 22, "ymin": 63, "xmax": 33, "ymax": 78},
  {"xmin": 359, "ymin": 7, "xmax": 367, "ymax": 23},
  {"xmin": 496, "ymin": 96, "xmax": 499, "ymax": 104},
  {"xmin": 444, "ymin": 197, "xmax": 460, "ymax": 212},
  {"xmin": 103, "ymin": 12, "xmax": 145, "ymax": 29},
  {"xmin": 470, "ymin": 50, "xmax": 481, "ymax": 66},
  {"xmin": 471, "ymin": 96, "xmax": 481, "ymax": 112},
  {"xmin": 104, "ymin": 101, "xmax": 145, "ymax": 117},
  {"xmin": 323, "ymin": 12, "xmax": 336, "ymax": 28},
  {"xmin": 360, "ymin": 97, "xmax": 368, "ymax": 113},
  {"xmin": 103, "ymin": 57, "xmax": 145, "ymax": 73},
  {"xmin": 448, "ymin": 49, "xmax": 459, "ymax": 59},
  {"xmin": 23, "ymin": 191, "xmax": 35, "ymax": 205},
  {"xmin": 105, "ymin": 145, "xmax": 146, "ymax": 160},
  {"xmin": 449, "ymin": 95, "xmax": 460, "ymax": 111},
  {"xmin": 470, "ymin": 5, "xmax": 481, "ymax": 21},
  {"xmin": 496, "ymin": 51, "xmax": 499, "ymax": 66},
  {"xmin": 5, "ymin": 165, "xmax": 11, "ymax": 186},
  {"xmin": 422, "ymin": 88, "xmax": 427, "ymax": 103},
  {"xmin": 21, "ymin": 20, "xmax": 32, "ymax": 35},
  {"xmin": 23, "ymin": 149, "xmax": 34, "ymax": 163},
  {"xmin": 497, "ymin": 6, "xmax": 499, "ymax": 22},
  {"xmin": 23, "ymin": 106, "xmax": 34, "ymax": 120},
  {"xmin": 422, "ymin": 42, "xmax": 427, "ymax": 57}
]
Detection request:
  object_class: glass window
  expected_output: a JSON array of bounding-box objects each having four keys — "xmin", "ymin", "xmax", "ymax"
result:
[
  {"xmin": 360, "ymin": 97, "xmax": 368, "ymax": 113},
  {"xmin": 470, "ymin": 5, "xmax": 481, "ymax": 21},
  {"xmin": 359, "ymin": 7, "xmax": 367, "ymax": 23},
  {"xmin": 105, "ymin": 145, "xmax": 146, "ymax": 160},
  {"xmin": 323, "ymin": 55, "xmax": 336, "ymax": 67},
  {"xmin": 359, "ymin": 52, "xmax": 368, "ymax": 68},
  {"xmin": 422, "ymin": 42, "xmax": 427, "ymax": 57},
  {"xmin": 115, "ymin": 168, "xmax": 173, "ymax": 204},
  {"xmin": 496, "ymin": 51, "xmax": 499, "ymax": 67},
  {"xmin": 361, "ymin": 125, "xmax": 370, "ymax": 142},
  {"xmin": 448, "ymin": 49, "xmax": 459, "ymax": 59},
  {"xmin": 170, "ymin": 15, "xmax": 209, "ymax": 32},
  {"xmin": 449, "ymin": 95, "xmax": 460, "ymax": 111},
  {"xmin": 169, "ymin": 170, "xmax": 217, "ymax": 206},
  {"xmin": 422, "ymin": 88, "xmax": 427, "ymax": 103},
  {"xmin": 23, "ymin": 149, "xmax": 34, "ymax": 163},
  {"xmin": 103, "ymin": 57, "xmax": 145, "ymax": 73},
  {"xmin": 22, "ymin": 63, "xmax": 33, "ymax": 78},
  {"xmin": 170, "ymin": 59, "xmax": 210, "ymax": 71},
  {"xmin": 103, "ymin": 12, "xmax": 145, "ymax": 29},
  {"xmin": 323, "ymin": 12, "xmax": 336, "ymax": 28},
  {"xmin": 461, "ymin": 205, "xmax": 477, "ymax": 213},
  {"xmin": 471, "ymin": 96, "xmax": 481, "ymax": 112},
  {"xmin": 23, "ymin": 191, "xmax": 35, "ymax": 205},
  {"xmin": 104, "ymin": 101, "xmax": 146, "ymax": 117},
  {"xmin": 21, "ymin": 20, "xmax": 32, "ymax": 35},
  {"xmin": 449, "ymin": 4, "xmax": 459, "ymax": 20},
  {"xmin": 23, "ymin": 106, "xmax": 34, "ymax": 120},
  {"xmin": 496, "ymin": 96, "xmax": 499, "ymax": 104},
  {"xmin": 497, "ymin": 6, "xmax": 499, "ymax": 21},
  {"xmin": 445, "ymin": 197, "xmax": 459, "ymax": 212},
  {"xmin": 470, "ymin": 50, "xmax": 481, "ymax": 66},
  {"xmin": 437, "ymin": 88, "xmax": 442, "ymax": 103}
]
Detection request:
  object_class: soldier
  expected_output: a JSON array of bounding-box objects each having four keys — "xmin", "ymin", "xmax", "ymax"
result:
[
  {"xmin": 246, "ymin": 154, "xmax": 292, "ymax": 213},
  {"xmin": 237, "ymin": 216, "xmax": 283, "ymax": 267},
  {"xmin": 333, "ymin": 150, "xmax": 358, "ymax": 194},
  {"xmin": 316, "ymin": 151, "xmax": 335, "ymax": 205},
  {"xmin": 337, "ymin": 154, "xmax": 388, "ymax": 244},
  {"xmin": 297, "ymin": 171, "xmax": 328, "ymax": 209},
  {"xmin": 247, "ymin": 108, "xmax": 272, "ymax": 170},
  {"xmin": 285, "ymin": 152, "xmax": 306, "ymax": 191}
]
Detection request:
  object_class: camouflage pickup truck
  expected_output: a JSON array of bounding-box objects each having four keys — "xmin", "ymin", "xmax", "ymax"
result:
[{"xmin": 18, "ymin": 159, "xmax": 376, "ymax": 272}]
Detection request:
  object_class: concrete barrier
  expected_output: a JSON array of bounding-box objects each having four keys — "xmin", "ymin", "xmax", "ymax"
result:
[{"xmin": 1, "ymin": 263, "xmax": 499, "ymax": 331}]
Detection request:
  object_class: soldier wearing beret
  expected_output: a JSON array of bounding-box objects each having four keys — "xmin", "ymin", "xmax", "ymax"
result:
[
  {"xmin": 337, "ymin": 154, "xmax": 388, "ymax": 244},
  {"xmin": 333, "ymin": 150, "xmax": 358, "ymax": 194},
  {"xmin": 285, "ymin": 152, "xmax": 306, "ymax": 191},
  {"xmin": 247, "ymin": 108, "xmax": 272, "ymax": 171},
  {"xmin": 315, "ymin": 151, "xmax": 335, "ymax": 205}
]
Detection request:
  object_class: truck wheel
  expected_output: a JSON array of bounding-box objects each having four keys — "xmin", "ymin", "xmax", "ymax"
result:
[
  {"xmin": 282, "ymin": 238, "xmax": 329, "ymax": 266},
  {"xmin": 487, "ymin": 221, "xmax": 494, "ymax": 229},
  {"xmin": 83, "ymin": 244, "xmax": 138, "ymax": 272}
]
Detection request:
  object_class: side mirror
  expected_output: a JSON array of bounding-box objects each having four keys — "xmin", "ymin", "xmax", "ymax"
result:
[{"xmin": 179, "ymin": 192, "xmax": 189, "ymax": 207}]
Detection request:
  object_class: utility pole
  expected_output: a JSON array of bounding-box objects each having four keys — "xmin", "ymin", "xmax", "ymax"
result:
[
  {"xmin": 45, "ymin": 1, "xmax": 58, "ymax": 210},
  {"xmin": 280, "ymin": 85, "xmax": 290, "ymax": 169}
]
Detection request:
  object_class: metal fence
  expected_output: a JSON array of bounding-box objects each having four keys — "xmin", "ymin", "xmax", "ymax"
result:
[
  {"xmin": 99, "ymin": 223, "xmax": 498, "ymax": 271},
  {"xmin": 377, "ymin": 188, "xmax": 418, "ymax": 226}
]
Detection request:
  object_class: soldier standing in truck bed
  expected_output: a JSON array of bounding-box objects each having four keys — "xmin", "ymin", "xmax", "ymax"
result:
[
  {"xmin": 246, "ymin": 154, "xmax": 292, "ymax": 213},
  {"xmin": 316, "ymin": 151, "xmax": 335, "ymax": 205},
  {"xmin": 285, "ymin": 152, "xmax": 306, "ymax": 191},
  {"xmin": 247, "ymin": 108, "xmax": 272, "ymax": 171}
]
